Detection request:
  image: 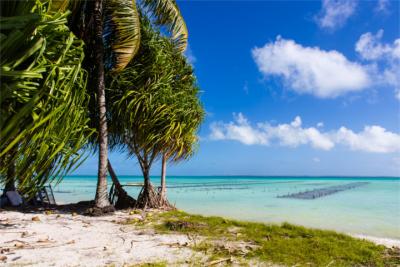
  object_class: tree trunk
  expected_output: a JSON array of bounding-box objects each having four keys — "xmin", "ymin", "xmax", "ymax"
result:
[
  {"xmin": 157, "ymin": 154, "xmax": 173, "ymax": 209},
  {"xmin": 159, "ymin": 154, "xmax": 167, "ymax": 201},
  {"xmin": 93, "ymin": 0, "xmax": 111, "ymax": 210},
  {"xmin": 136, "ymin": 164, "xmax": 158, "ymax": 209},
  {"xmin": 107, "ymin": 160, "xmax": 136, "ymax": 209}
]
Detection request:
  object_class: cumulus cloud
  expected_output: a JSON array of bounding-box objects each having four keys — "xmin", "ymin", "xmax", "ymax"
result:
[
  {"xmin": 355, "ymin": 29, "xmax": 400, "ymax": 100},
  {"xmin": 356, "ymin": 30, "xmax": 400, "ymax": 61},
  {"xmin": 209, "ymin": 113, "xmax": 268, "ymax": 145},
  {"xmin": 209, "ymin": 113, "xmax": 400, "ymax": 153},
  {"xmin": 335, "ymin": 126, "xmax": 400, "ymax": 153},
  {"xmin": 258, "ymin": 116, "xmax": 335, "ymax": 150},
  {"xmin": 252, "ymin": 37, "xmax": 370, "ymax": 98},
  {"xmin": 315, "ymin": 0, "xmax": 357, "ymax": 30}
]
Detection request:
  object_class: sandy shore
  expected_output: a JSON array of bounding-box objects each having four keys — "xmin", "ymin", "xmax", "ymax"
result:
[
  {"xmin": 1, "ymin": 209, "xmax": 399, "ymax": 266},
  {"xmin": 0, "ymin": 210, "xmax": 196, "ymax": 266},
  {"xmin": 351, "ymin": 234, "xmax": 400, "ymax": 248}
]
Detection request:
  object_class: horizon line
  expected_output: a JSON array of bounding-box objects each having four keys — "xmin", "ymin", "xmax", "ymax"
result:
[{"xmin": 66, "ymin": 175, "xmax": 400, "ymax": 178}]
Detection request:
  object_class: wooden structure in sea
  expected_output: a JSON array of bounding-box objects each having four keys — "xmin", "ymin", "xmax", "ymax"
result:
[{"xmin": 277, "ymin": 182, "xmax": 369, "ymax": 200}]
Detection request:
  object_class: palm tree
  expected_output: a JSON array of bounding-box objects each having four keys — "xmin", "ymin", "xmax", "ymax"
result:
[
  {"xmin": 108, "ymin": 17, "xmax": 203, "ymax": 208},
  {"xmin": 62, "ymin": 0, "xmax": 188, "ymax": 211},
  {"xmin": 0, "ymin": 0, "xmax": 92, "ymax": 197}
]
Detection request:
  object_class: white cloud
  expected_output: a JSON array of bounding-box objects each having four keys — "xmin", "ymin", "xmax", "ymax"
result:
[
  {"xmin": 258, "ymin": 116, "xmax": 335, "ymax": 150},
  {"xmin": 316, "ymin": 0, "xmax": 357, "ymax": 30},
  {"xmin": 355, "ymin": 30, "xmax": 400, "ymax": 100},
  {"xmin": 317, "ymin": 122, "xmax": 324, "ymax": 128},
  {"xmin": 335, "ymin": 126, "xmax": 400, "ymax": 153},
  {"xmin": 356, "ymin": 30, "xmax": 400, "ymax": 61},
  {"xmin": 209, "ymin": 113, "xmax": 268, "ymax": 145},
  {"xmin": 252, "ymin": 37, "xmax": 370, "ymax": 98},
  {"xmin": 395, "ymin": 89, "xmax": 400, "ymax": 101},
  {"xmin": 184, "ymin": 44, "xmax": 196, "ymax": 65},
  {"xmin": 209, "ymin": 113, "xmax": 400, "ymax": 153}
]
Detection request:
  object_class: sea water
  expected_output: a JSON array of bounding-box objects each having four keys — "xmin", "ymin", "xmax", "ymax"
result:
[{"xmin": 53, "ymin": 176, "xmax": 400, "ymax": 240}]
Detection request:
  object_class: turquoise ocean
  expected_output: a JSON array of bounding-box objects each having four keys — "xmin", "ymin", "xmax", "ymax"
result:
[{"xmin": 53, "ymin": 176, "xmax": 400, "ymax": 240}]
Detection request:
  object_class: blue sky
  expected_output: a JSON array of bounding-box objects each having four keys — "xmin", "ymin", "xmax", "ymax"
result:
[{"xmin": 75, "ymin": 0, "xmax": 400, "ymax": 176}]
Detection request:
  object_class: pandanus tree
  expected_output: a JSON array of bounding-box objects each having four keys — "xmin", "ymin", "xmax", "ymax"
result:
[
  {"xmin": 60, "ymin": 0, "xmax": 188, "ymax": 211},
  {"xmin": 0, "ymin": 0, "xmax": 92, "ymax": 197},
  {"xmin": 157, "ymin": 51, "xmax": 204, "ymax": 206},
  {"xmin": 108, "ymin": 17, "xmax": 203, "ymax": 208}
]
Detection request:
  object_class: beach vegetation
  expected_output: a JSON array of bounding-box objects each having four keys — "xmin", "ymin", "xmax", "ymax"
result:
[
  {"xmin": 136, "ymin": 210, "xmax": 400, "ymax": 266},
  {"xmin": 0, "ymin": 0, "xmax": 92, "ymax": 197},
  {"xmin": 107, "ymin": 16, "xmax": 204, "ymax": 209},
  {"xmin": 66, "ymin": 0, "xmax": 189, "ymax": 211},
  {"xmin": 0, "ymin": 0, "xmax": 191, "ymax": 211}
]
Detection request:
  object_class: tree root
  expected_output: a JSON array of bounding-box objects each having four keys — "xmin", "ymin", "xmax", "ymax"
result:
[
  {"xmin": 157, "ymin": 192, "xmax": 175, "ymax": 210},
  {"xmin": 135, "ymin": 183, "xmax": 159, "ymax": 209}
]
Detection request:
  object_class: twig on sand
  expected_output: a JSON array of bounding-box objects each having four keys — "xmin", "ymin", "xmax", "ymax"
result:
[
  {"xmin": 207, "ymin": 257, "xmax": 231, "ymax": 266},
  {"xmin": 4, "ymin": 239, "xmax": 30, "ymax": 245}
]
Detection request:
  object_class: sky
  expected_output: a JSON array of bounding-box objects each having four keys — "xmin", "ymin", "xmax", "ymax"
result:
[{"xmin": 74, "ymin": 0, "xmax": 400, "ymax": 177}]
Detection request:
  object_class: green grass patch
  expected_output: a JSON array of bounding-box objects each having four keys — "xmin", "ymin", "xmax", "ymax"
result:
[{"xmin": 140, "ymin": 210, "xmax": 399, "ymax": 267}]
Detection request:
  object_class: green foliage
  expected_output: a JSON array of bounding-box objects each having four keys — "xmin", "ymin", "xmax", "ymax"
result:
[
  {"xmin": 0, "ymin": 0, "xmax": 93, "ymax": 195},
  {"xmin": 142, "ymin": 0, "xmax": 188, "ymax": 52},
  {"xmin": 107, "ymin": 15, "xmax": 203, "ymax": 167},
  {"xmin": 64, "ymin": 0, "xmax": 187, "ymax": 72},
  {"xmin": 103, "ymin": 0, "xmax": 141, "ymax": 72},
  {"xmin": 145, "ymin": 211, "xmax": 399, "ymax": 267}
]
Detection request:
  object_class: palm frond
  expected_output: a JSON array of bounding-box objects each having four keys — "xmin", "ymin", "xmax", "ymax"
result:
[
  {"xmin": 104, "ymin": 0, "xmax": 141, "ymax": 72},
  {"xmin": 142, "ymin": 0, "xmax": 188, "ymax": 52}
]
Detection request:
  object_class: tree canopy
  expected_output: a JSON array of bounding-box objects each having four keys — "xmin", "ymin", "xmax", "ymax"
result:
[{"xmin": 106, "ymin": 16, "xmax": 204, "ymax": 208}]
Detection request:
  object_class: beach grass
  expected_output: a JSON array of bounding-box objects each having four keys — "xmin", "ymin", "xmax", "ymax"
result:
[{"xmin": 134, "ymin": 210, "xmax": 399, "ymax": 266}]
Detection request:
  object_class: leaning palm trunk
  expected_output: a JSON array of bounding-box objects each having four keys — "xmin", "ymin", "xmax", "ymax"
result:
[{"xmin": 108, "ymin": 160, "xmax": 136, "ymax": 209}]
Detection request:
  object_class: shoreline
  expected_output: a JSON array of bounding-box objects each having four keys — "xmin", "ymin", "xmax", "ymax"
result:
[
  {"xmin": 351, "ymin": 234, "xmax": 400, "ymax": 248},
  {"xmin": 0, "ymin": 207, "xmax": 399, "ymax": 266},
  {"xmin": 54, "ymin": 200, "xmax": 400, "ymax": 248}
]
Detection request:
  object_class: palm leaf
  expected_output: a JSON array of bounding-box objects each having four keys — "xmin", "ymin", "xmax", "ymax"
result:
[
  {"xmin": 104, "ymin": 0, "xmax": 141, "ymax": 72},
  {"xmin": 142, "ymin": 0, "xmax": 188, "ymax": 52}
]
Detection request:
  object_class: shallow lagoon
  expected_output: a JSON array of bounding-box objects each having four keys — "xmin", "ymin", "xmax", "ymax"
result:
[{"xmin": 53, "ymin": 176, "xmax": 400, "ymax": 240}]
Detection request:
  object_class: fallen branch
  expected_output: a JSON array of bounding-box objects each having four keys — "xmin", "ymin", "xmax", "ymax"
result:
[{"xmin": 207, "ymin": 257, "xmax": 231, "ymax": 266}]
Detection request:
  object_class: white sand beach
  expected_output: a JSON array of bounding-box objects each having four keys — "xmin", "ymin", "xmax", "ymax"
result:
[
  {"xmin": 0, "ymin": 210, "xmax": 196, "ymax": 266},
  {"xmin": 1, "ymin": 209, "xmax": 399, "ymax": 267}
]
